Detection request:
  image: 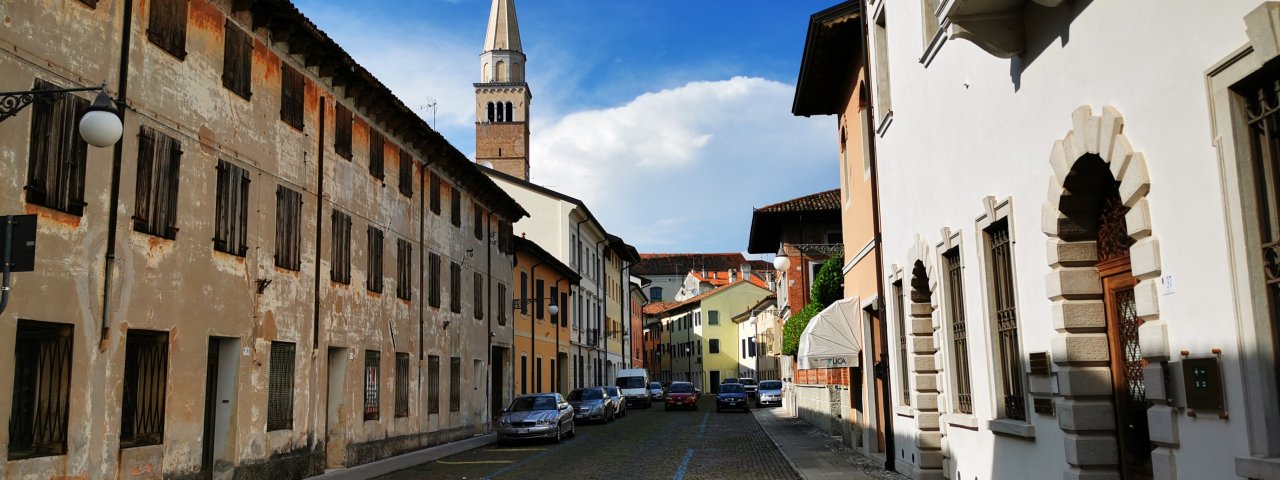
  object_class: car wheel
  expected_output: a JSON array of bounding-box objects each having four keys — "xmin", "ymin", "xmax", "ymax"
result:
[{"xmin": 568, "ymin": 420, "xmax": 576, "ymax": 437}]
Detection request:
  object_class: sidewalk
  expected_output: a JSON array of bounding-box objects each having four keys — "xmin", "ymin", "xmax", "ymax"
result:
[
  {"xmin": 752, "ymin": 407, "xmax": 881, "ymax": 480},
  {"xmin": 309, "ymin": 433, "xmax": 495, "ymax": 480}
]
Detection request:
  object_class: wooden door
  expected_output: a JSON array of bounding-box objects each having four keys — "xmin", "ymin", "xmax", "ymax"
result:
[{"xmin": 1099, "ymin": 257, "xmax": 1153, "ymax": 480}]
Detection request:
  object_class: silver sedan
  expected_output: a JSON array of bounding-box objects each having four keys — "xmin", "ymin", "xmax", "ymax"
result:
[{"xmin": 496, "ymin": 393, "xmax": 575, "ymax": 444}]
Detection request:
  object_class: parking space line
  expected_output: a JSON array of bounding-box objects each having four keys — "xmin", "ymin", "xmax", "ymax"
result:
[
  {"xmin": 488, "ymin": 448, "xmax": 546, "ymax": 452},
  {"xmin": 672, "ymin": 448, "xmax": 695, "ymax": 480},
  {"xmin": 697, "ymin": 412, "xmax": 709, "ymax": 435},
  {"xmin": 479, "ymin": 434, "xmax": 585, "ymax": 480},
  {"xmin": 436, "ymin": 460, "xmax": 515, "ymax": 465}
]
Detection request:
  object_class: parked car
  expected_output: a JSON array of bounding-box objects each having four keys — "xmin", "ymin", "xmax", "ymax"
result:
[
  {"xmin": 716, "ymin": 383, "xmax": 750, "ymax": 412},
  {"xmin": 497, "ymin": 393, "xmax": 575, "ymax": 444},
  {"xmin": 567, "ymin": 387, "xmax": 615, "ymax": 423},
  {"xmin": 664, "ymin": 381, "xmax": 700, "ymax": 411},
  {"xmin": 756, "ymin": 380, "xmax": 783, "ymax": 408},
  {"xmin": 616, "ymin": 369, "xmax": 652, "ymax": 408},
  {"xmin": 647, "ymin": 381, "xmax": 664, "ymax": 401},
  {"xmin": 603, "ymin": 386, "xmax": 628, "ymax": 417},
  {"xmin": 722, "ymin": 377, "xmax": 741, "ymax": 385},
  {"xmin": 739, "ymin": 377, "xmax": 759, "ymax": 398}
]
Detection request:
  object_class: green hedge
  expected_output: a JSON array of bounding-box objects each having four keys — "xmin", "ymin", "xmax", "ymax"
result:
[{"xmin": 781, "ymin": 253, "xmax": 843, "ymax": 357}]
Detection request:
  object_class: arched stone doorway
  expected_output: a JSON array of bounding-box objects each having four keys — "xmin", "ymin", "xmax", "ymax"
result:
[
  {"xmin": 906, "ymin": 237, "xmax": 945, "ymax": 479},
  {"xmin": 1044, "ymin": 106, "xmax": 1167, "ymax": 479}
]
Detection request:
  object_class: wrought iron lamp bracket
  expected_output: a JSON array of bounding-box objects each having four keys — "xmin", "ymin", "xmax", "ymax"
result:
[{"xmin": 0, "ymin": 86, "xmax": 110, "ymax": 123}]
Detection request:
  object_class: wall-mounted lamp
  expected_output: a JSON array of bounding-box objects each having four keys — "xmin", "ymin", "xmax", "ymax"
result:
[
  {"xmin": 0, "ymin": 85, "xmax": 123, "ymax": 147},
  {"xmin": 511, "ymin": 298, "xmax": 558, "ymax": 316}
]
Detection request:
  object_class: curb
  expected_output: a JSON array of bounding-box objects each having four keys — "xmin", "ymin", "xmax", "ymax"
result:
[
  {"xmin": 309, "ymin": 433, "xmax": 496, "ymax": 480},
  {"xmin": 751, "ymin": 407, "xmax": 810, "ymax": 480}
]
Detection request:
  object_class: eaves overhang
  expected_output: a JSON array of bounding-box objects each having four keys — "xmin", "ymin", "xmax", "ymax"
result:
[{"xmin": 792, "ymin": 1, "xmax": 865, "ymax": 117}]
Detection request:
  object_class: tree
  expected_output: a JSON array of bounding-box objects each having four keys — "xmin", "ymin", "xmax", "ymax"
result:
[{"xmin": 781, "ymin": 253, "xmax": 843, "ymax": 356}]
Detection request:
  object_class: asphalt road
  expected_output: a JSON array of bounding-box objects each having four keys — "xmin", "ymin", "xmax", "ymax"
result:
[{"xmin": 375, "ymin": 397, "xmax": 800, "ymax": 480}]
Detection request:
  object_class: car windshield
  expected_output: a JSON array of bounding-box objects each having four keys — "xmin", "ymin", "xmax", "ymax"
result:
[
  {"xmin": 740, "ymin": 379, "xmax": 757, "ymax": 386},
  {"xmin": 616, "ymin": 377, "xmax": 646, "ymax": 389},
  {"xmin": 669, "ymin": 383, "xmax": 693, "ymax": 393},
  {"xmin": 720, "ymin": 384, "xmax": 745, "ymax": 394},
  {"xmin": 605, "ymin": 387, "xmax": 620, "ymax": 396},
  {"xmin": 508, "ymin": 396, "xmax": 558, "ymax": 411},
  {"xmin": 723, "ymin": 378, "xmax": 740, "ymax": 384},
  {"xmin": 649, "ymin": 382, "xmax": 662, "ymax": 389},
  {"xmin": 568, "ymin": 389, "xmax": 602, "ymax": 401},
  {"xmin": 760, "ymin": 381, "xmax": 782, "ymax": 390}
]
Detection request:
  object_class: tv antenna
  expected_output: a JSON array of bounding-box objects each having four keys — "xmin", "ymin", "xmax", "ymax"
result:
[{"xmin": 420, "ymin": 98, "xmax": 437, "ymax": 129}]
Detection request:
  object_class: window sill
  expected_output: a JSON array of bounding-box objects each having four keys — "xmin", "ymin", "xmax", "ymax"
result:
[
  {"xmin": 1237, "ymin": 456, "xmax": 1280, "ymax": 480},
  {"xmin": 894, "ymin": 405, "xmax": 916, "ymax": 417},
  {"xmin": 987, "ymin": 418, "xmax": 1035, "ymax": 439},
  {"xmin": 943, "ymin": 412, "xmax": 979, "ymax": 429},
  {"xmin": 875, "ymin": 110, "xmax": 894, "ymax": 136}
]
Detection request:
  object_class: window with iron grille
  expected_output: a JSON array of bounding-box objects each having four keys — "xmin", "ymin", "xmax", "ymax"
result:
[
  {"xmin": 473, "ymin": 202, "xmax": 483, "ymax": 240},
  {"xmin": 429, "ymin": 252, "xmax": 441, "ymax": 308},
  {"xmin": 213, "ymin": 160, "xmax": 250, "ymax": 256},
  {"xmin": 331, "ymin": 210, "xmax": 351, "ymax": 284},
  {"xmin": 430, "ymin": 172, "xmax": 441, "ymax": 214},
  {"xmin": 1240, "ymin": 66, "xmax": 1280, "ymax": 411},
  {"xmin": 474, "ymin": 272, "xmax": 484, "ymax": 320},
  {"xmin": 274, "ymin": 186, "xmax": 302, "ymax": 270},
  {"xmin": 451, "ymin": 188, "xmax": 462, "ymax": 227},
  {"xmin": 395, "ymin": 353, "xmax": 410, "ymax": 418},
  {"xmin": 449, "ymin": 357, "xmax": 461, "ymax": 412},
  {"xmin": 428, "ymin": 355, "xmax": 441, "ymax": 414},
  {"xmin": 535, "ymin": 279, "xmax": 545, "ymax": 320},
  {"xmin": 986, "ymin": 219, "xmax": 1026, "ymax": 421},
  {"xmin": 943, "ymin": 247, "xmax": 973, "ymax": 415},
  {"xmin": 364, "ymin": 350, "xmax": 380, "ymax": 421},
  {"xmin": 335, "ymin": 104, "xmax": 352, "ymax": 160},
  {"xmin": 369, "ymin": 130, "xmax": 384, "ymax": 180},
  {"xmin": 398, "ymin": 149, "xmax": 413, "ymax": 197},
  {"xmin": 498, "ymin": 283, "xmax": 508, "ymax": 326},
  {"xmin": 222, "ymin": 20, "xmax": 252, "ymax": 99},
  {"xmin": 134, "ymin": 125, "xmax": 183, "ymax": 239},
  {"xmin": 895, "ymin": 281, "xmax": 910, "ymax": 406},
  {"xmin": 280, "ymin": 64, "xmax": 304, "ymax": 130},
  {"xmin": 8, "ymin": 320, "xmax": 72, "ymax": 459},
  {"xmin": 121, "ymin": 330, "xmax": 168, "ymax": 447},
  {"xmin": 451, "ymin": 262, "xmax": 463, "ymax": 313},
  {"xmin": 25, "ymin": 79, "xmax": 89, "ymax": 216},
  {"xmin": 367, "ymin": 226, "xmax": 384, "ymax": 293},
  {"xmin": 396, "ymin": 238, "xmax": 412, "ymax": 300},
  {"xmin": 146, "ymin": 0, "xmax": 188, "ymax": 59},
  {"xmin": 267, "ymin": 342, "xmax": 295, "ymax": 431}
]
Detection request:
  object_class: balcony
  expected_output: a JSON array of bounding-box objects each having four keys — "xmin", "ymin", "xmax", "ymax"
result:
[{"xmin": 941, "ymin": 0, "xmax": 1068, "ymax": 58}]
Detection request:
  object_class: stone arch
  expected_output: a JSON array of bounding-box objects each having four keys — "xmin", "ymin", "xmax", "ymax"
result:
[
  {"xmin": 904, "ymin": 236, "xmax": 945, "ymax": 479},
  {"xmin": 1042, "ymin": 106, "xmax": 1170, "ymax": 478},
  {"xmin": 496, "ymin": 60, "xmax": 507, "ymax": 82}
]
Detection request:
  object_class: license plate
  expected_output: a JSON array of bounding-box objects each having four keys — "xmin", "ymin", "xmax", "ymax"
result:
[{"xmin": 515, "ymin": 428, "xmax": 527, "ymax": 434}]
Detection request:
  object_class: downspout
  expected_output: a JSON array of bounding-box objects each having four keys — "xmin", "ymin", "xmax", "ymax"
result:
[
  {"xmin": 312, "ymin": 97, "xmax": 326, "ymax": 350},
  {"xmin": 100, "ymin": 0, "xmax": 134, "ymax": 347},
  {"xmin": 554, "ymin": 277, "xmax": 568, "ymax": 393}
]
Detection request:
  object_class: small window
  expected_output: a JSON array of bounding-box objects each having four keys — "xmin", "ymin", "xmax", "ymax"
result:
[
  {"xmin": 222, "ymin": 20, "xmax": 252, "ymax": 99},
  {"xmin": 430, "ymin": 172, "xmax": 441, "ymax": 214},
  {"xmin": 649, "ymin": 287, "xmax": 662, "ymax": 302},
  {"xmin": 449, "ymin": 357, "xmax": 461, "ymax": 412},
  {"xmin": 451, "ymin": 188, "xmax": 462, "ymax": 227},
  {"xmin": 147, "ymin": 0, "xmax": 188, "ymax": 59},
  {"xmin": 519, "ymin": 272, "xmax": 528, "ymax": 315},
  {"xmin": 429, "ymin": 253, "xmax": 442, "ymax": 308},
  {"xmin": 335, "ymin": 104, "xmax": 352, "ymax": 160},
  {"xmin": 395, "ymin": 353, "xmax": 410, "ymax": 418},
  {"xmin": 8, "ymin": 320, "xmax": 73, "ymax": 459},
  {"xmin": 451, "ymin": 261, "xmax": 463, "ymax": 313},
  {"xmin": 872, "ymin": 11, "xmax": 893, "ymax": 122},
  {"xmin": 364, "ymin": 350, "xmax": 380, "ymax": 421},
  {"xmin": 498, "ymin": 283, "xmax": 509, "ymax": 326},
  {"xmin": 267, "ymin": 342, "xmax": 296, "ymax": 431},
  {"xmin": 135, "ymin": 125, "xmax": 183, "ymax": 239},
  {"xmin": 274, "ymin": 186, "xmax": 302, "ymax": 271},
  {"xmin": 331, "ymin": 210, "xmax": 352, "ymax": 284},
  {"xmin": 25, "ymin": 79, "xmax": 89, "ymax": 216},
  {"xmin": 742, "ymin": 339, "xmax": 747, "ymax": 359},
  {"xmin": 535, "ymin": 279, "xmax": 545, "ymax": 320},
  {"xmin": 895, "ymin": 280, "xmax": 911, "ymax": 406},
  {"xmin": 474, "ymin": 272, "xmax": 485, "ymax": 320},
  {"xmin": 368, "ymin": 130, "xmax": 385, "ymax": 180},
  {"xmin": 367, "ymin": 226, "xmax": 384, "ymax": 293},
  {"xmin": 280, "ymin": 64, "xmax": 304, "ymax": 130},
  {"xmin": 398, "ymin": 149, "xmax": 413, "ymax": 197},
  {"xmin": 214, "ymin": 160, "xmax": 250, "ymax": 256},
  {"xmin": 121, "ymin": 330, "xmax": 168, "ymax": 447},
  {"xmin": 708, "ymin": 310, "xmax": 719, "ymax": 325},
  {"xmin": 550, "ymin": 286, "xmax": 560, "ymax": 324},
  {"xmin": 474, "ymin": 202, "xmax": 484, "ymax": 240},
  {"xmin": 559, "ymin": 291, "xmax": 569, "ymax": 327},
  {"xmin": 709, "ymin": 339, "xmax": 720, "ymax": 354},
  {"xmin": 428, "ymin": 355, "xmax": 441, "ymax": 414},
  {"xmin": 396, "ymin": 238, "xmax": 412, "ymax": 301}
]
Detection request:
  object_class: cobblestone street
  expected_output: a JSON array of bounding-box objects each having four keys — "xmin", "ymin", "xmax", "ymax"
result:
[{"xmin": 376, "ymin": 398, "xmax": 799, "ymax": 480}]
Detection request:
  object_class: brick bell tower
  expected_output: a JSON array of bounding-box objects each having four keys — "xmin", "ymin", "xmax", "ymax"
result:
[{"xmin": 476, "ymin": 0, "xmax": 531, "ymax": 180}]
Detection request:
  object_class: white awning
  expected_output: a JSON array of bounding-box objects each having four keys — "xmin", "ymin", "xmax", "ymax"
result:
[{"xmin": 797, "ymin": 297, "xmax": 864, "ymax": 369}]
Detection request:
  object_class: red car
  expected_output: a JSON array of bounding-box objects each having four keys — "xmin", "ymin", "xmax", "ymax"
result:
[{"xmin": 664, "ymin": 381, "xmax": 700, "ymax": 411}]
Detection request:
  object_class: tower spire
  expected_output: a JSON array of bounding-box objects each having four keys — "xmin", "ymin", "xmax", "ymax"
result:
[
  {"xmin": 475, "ymin": 0, "xmax": 532, "ymax": 180},
  {"xmin": 484, "ymin": 0, "xmax": 522, "ymax": 53}
]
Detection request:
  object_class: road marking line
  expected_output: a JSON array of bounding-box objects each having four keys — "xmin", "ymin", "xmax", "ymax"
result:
[
  {"xmin": 480, "ymin": 434, "xmax": 584, "ymax": 480},
  {"xmin": 673, "ymin": 448, "xmax": 694, "ymax": 480},
  {"xmin": 436, "ymin": 460, "xmax": 515, "ymax": 465},
  {"xmin": 489, "ymin": 448, "xmax": 546, "ymax": 452},
  {"xmin": 697, "ymin": 412, "xmax": 709, "ymax": 435}
]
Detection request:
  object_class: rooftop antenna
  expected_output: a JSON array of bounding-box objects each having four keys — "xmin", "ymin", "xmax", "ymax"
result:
[{"xmin": 420, "ymin": 98, "xmax": 437, "ymax": 129}]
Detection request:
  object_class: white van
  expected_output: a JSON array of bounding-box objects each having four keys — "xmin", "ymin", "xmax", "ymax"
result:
[{"xmin": 615, "ymin": 368, "xmax": 651, "ymax": 408}]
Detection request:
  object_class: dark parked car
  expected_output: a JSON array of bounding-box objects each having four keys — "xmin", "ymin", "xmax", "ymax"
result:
[
  {"xmin": 756, "ymin": 380, "xmax": 783, "ymax": 407},
  {"xmin": 664, "ymin": 381, "xmax": 700, "ymax": 411},
  {"xmin": 567, "ymin": 387, "xmax": 615, "ymax": 423},
  {"xmin": 497, "ymin": 394, "xmax": 575, "ymax": 444},
  {"xmin": 603, "ymin": 386, "xmax": 628, "ymax": 417},
  {"xmin": 739, "ymin": 377, "xmax": 759, "ymax": 398},
  {"xmin": 716, "ymin": 384, "xmax": 750, "ymax": 412}
]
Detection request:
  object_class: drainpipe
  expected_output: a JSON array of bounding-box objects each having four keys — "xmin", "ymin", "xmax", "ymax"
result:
[
  {"xmin": 100, "ymin": 0, "xmax": 134, "ymax": 347},
  {"xmin": 554, "ymin": 277, "xmax": 568, "ymax": 393},
  {"xmin": 312, "ymin": 97, "xmax": 326, "ymax": 351}
]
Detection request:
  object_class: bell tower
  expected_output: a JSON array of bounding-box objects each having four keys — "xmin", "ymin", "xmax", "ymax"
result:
[{"xmin": 475, "ymin": 0, "xmax": 532, "ymax": 180}]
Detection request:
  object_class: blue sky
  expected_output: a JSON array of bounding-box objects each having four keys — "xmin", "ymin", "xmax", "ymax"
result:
[{"xmin": 295, "ymin": 0, "xmax": 841, "ymax": 254}]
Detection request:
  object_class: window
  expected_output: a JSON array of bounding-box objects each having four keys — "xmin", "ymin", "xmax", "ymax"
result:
[
  {"xmin": 742, "ymin": 339, "xmax": 747, "ymax": 359},
  {"xmin": 872, "ymin": 10, "xmax": 892, "ymax": 122},
  {"xmin": 368, "ymin": 130, "xmax": 385, "ymax": 180},
  {"xmin": 280, "ymin": 64, "xmax": 304, "ymax": 130},
  {"xmin": 267, "ymin": 342, "xmax": 295, "ymax": 431},
  {"xmin": 708, "ymin": 310, "xmax": 719, "ymax": 325},
  {"xmin": 649, "ymin": 287, "xmax": 662, "ymax": 302},
  {"xmin": 331, "ymin": 211, "xmax": 351, "ymax": 284},
  {"xmin": 449, "ymin": 357, "xmax": 461, "ymax": 412},
  {"xmin": 920, "ymin": 0, "xmax": 942, "ymax": 48},
  {"xmin": 121, "ymin": 330, "xmax": 168, "ymax": 447},
  {"xmin": 134, "ymin": 125, "xmax": 183, "ymax": 239},
  {"xmin": 25, "ymin": 79, "xmax": 89, "ymax": 216},
  {"xmin": 398, "ymin": 149, "xmax": 413, "ymax": 197},
  {"xmin": 146, "ymin": 0, "xmax": 188, "ymax": 59},
  {"xmin": 8, "ymin": 320, "xmax": 72, "ymax": 459},
  {"xmin": 473, "ymin": 202, "xmax": 484, "ymax": 240},
  {"xmin": 709, "ymin": 339, "xmax": 720, "ymax": 354},
  {"xmin": 222, "ymin": 20, "xmax": 251, "ymax": 99},
  {"xmin": 451, "ymin": 261, "xmax": 463, "ymax": 313},
  {"xmin": 987, "ymin": 219, "xmax": 1025, "ymax": 420},
  {"xmin": 535, "ymin": 279, "xmax": 545, "ymax": 320},
  {"xmin": 550, "ymin": 286, "xmax": 560, "ymax": 324},
  {"xmin": 895, "ymin": 280, "xmax": 911, "ymax": 406},
  {"xmin": 395, "ymin": 353, "xmax": 410, "ymax": 418},
  {"xmin": 214, "ymin": 160, "xmax": 250, "ymax": 256},
  {"xmin": 429, "ymin": 252, "xmax": 441, "ymax": 308},
  {"xmin": 367, "ymin": 227, "xmax": 384, "ymax": 293},
  {"xmin": 396, "ymin": 239, "xmax": 412, "ymax": 300},
  {"xmin": 430, "ymin": 172, "xmax": 441, "ymax": 214},
  {"xmin": 270, "ymin": 186, "xmax": 303, "ymax": 270},
  {"xmin": 498, "ymin": 283, "xmax": 509, "ymax": 326},
  {"xmin": 451, "ymin": 188, "xmax": 462, "ymax": 227},
  {"xmin": 519, "ymin": 272, "xmax": 528, "ymax": 315},
  {"xmin": 428, "ymin": 355, "xmax": 441, "ymax": 414},
  {"xmin": 560, "ymin": 291, "xmax": 569, "ymax": 327},
  {"xmin": 943, "ymin": 248, "xmax": 973, "ymax": 414},
  {"xmin": 474, "ymin": 272, "xmax": 485, "ymax": 320},
  {"xmin": 335, "ymin": 104, "xmax": 352, "ymax": 160},
  {"xmin": 364, "ymin": 350, "xmax": 380, "ymax": 421}
]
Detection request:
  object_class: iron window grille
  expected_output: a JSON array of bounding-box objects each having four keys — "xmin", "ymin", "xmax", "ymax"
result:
[
  {"xmin": 331, "ymin": 211, "xmax": 352, "ymax": 284},
  {"xmin": 121, "ymin": 330, "xmax": 168, "ymax": 447},
  {"xmin": 429, "ymin": 253, "xmax": 442, "ymax": 308},
  {"xmin": 428, "ymin": 356, "xmax": 441, "ymax": 414},
  {"xmin": 451, "ymin": 188, "xmax": 462, "ymax": 227},
  {"xmin": 396, "ymin": 239, "xmax": 412, "ymax": 300},
  {"xmin": 987, "ymin": 219, "xmax": 1026, "ymax": 421},
  {"xmin": 213, "ymin": 160, "xmax": 250, "ymax": 256},
  {"xmin": 449, "ymin": 357, "xmax": 461, "ymax": 412},
  {"xmin": 267, "ymin": 342, "xmax": 295, "ymax": 431},
  {"xmin": 944, "ymin": 248, "xmax": 973, "ymax": 415},
  {"xmin": 274, "ymin": 186, "xmax": 302, "ymax": 270},
  {"xmin": 279, "ymin": 64, "xmax": 304, "ymax": 130},
  {"xmin": 395, "ymin": 353, "xmax": 410, "ymax": 418},
  {"xmin": 368, "ymin": 130, "xmax": 385, "ymax": 180},
  {"xmin": 451, "ymin": 262, "xmax": 463, "ymax": 313},
  {"xmin": 367, "ymin": 226, "xmax": 384, "ymax": 293},
  {"xmin": 1240, "ymin": 68, "xmax": 1280, "ymax": 404},
  {"xmin": 334, "ymin": 104, "xmax": 352, "ymax": 160},
  {"xmin": 8, "ymin": 320, "xmax": 73, "ymax": 459},
  {"xmin": 25, "ymin": 79, "xmax": 89, "ymax": 216},
  {"xmin": 398, "ymin": 149, "xmax": 413, "ymax": 197},
  {"xmin": 146, "ymin": 0, "xmax": 188, "ymax": 59},
  {"xmin": 895, "ymin": 281, "xmax": 911, "ymax": 405},
  {"xmin": 221, "ymin": 20, "xmax": 252, "ymax": 99},
  {"xmin": 474, "ymin": 272, "xmax": 485, "ymax": 320},
  {"xmin": 134, "ymin": 125, "xmax": 182, "ymax": 239},
  {"xmin": 364, "ymin": 350, "xmax": 381, "ymax": 421}
]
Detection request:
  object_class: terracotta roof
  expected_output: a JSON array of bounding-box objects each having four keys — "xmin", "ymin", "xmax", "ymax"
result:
[
  {"xmin": 642, "ymin": 279, "xmax": 769, "ymax": 316},
  {"xmin": 642, "ymin": 301, "xmax": 682, "ymax": 315},
  {"xmin": 633, "ymin": 253, "xmax": 746, "ymax": 275},
  {"xmin": 755, "ymin": 189, "xmax": 841, "ymax": 213}
]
